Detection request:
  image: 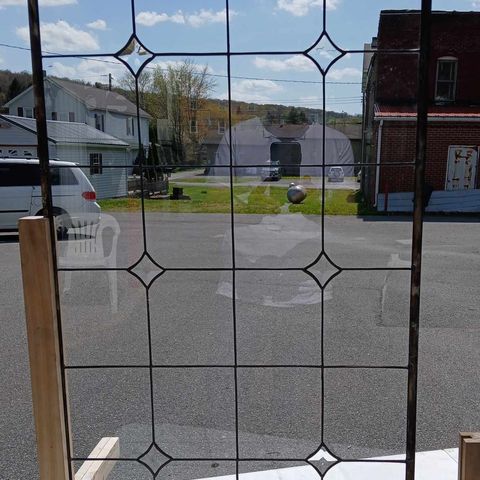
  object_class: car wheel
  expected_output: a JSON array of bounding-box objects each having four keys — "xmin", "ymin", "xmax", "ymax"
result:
[
  {"xmin": 36, "ymin": 209, "xmax": 70, "ymax": 240},
  {"xmin": 56, "ymin": 225, "xmax": 68, "ymax": 240},
  {"xmin": 54, "ymin": 213, "xmax": 70, "ymax": 240}
]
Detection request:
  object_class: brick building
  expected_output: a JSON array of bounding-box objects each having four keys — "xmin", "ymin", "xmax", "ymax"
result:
[{"xmin": 363, "ymin": 10, "xmax": 480, "ymax": 212}]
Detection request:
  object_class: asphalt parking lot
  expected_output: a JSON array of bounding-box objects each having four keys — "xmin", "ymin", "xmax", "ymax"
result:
[{"xmin": 1, "ymin": 213, "xmax": 479, "ymax": 479}]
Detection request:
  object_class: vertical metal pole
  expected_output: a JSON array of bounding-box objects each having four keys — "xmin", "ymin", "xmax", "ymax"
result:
[
  {"xmin": 406, "ymin": 2, "xmax": 432, "ymax": 480},
  {"xmin": 27, "ymin": 0, "xmax": 52, "ymax": 217},
  {"xmin": 26, "ymin": 1, "xmax": 73, "ymax": 478}
]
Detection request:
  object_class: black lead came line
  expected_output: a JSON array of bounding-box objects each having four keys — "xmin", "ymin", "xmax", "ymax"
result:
[{"xmin": 225, "ymin": 2, "xmax": 241, "ymax": 480}]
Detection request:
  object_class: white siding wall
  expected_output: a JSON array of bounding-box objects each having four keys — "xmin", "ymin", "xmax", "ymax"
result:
[
  {"xmin": 55, "ymin": 145, "xmax": 128, "ymax": 199},
  {"xmin": 86, "ymin": 110, "xmax": 149, "ymax": 162},
  {"xmin": 6, "ymin": 87, "xmax": 35, "ymax": 118},
  {"xmin": 45, "ymin": 82, "xmax": 88, "ymax": 122},
  {"xmin": 7, "ymin": 83, "xmax": 88, "ymax": 123}
]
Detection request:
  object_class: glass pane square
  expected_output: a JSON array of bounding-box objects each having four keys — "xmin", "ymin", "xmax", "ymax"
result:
[
  {"xmin": 238, "ymin": 368, "xmax": 322, "ymax": 459},
  {"xmin": 153, "ymin": 368, "xmax": 236, "ymax": 459},
  {"xmin": 150, "ymin": 271, "xmax": 234, "ymax": 366},
  {"xmin": 324, "ymin": 369, "xmax": 407, "ymax": 459},
  {"xmin": 60, "ymin": 270, "xmax": 149, "ymax": 366},
  {"xmin": 324, "ymin": 271, "xmax": 410, "ymax": 366},
  {"xmin": 236, "ymin": 270, "xmax": 322, "ymax": 366},
  {"xmin": 68, "ymin": 368, "xmax": 152, "ymax": 459}
]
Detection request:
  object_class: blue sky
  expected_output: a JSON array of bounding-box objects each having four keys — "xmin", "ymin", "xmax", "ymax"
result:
[{"xmin": 0, "ymin": 0, "xmax": 477, "ymax": 114}]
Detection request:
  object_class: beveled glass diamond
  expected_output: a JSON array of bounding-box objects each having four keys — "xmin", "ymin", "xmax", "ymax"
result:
[
  {"xmin": 306, "ymin": 252, "xmax": 340, "ymax": 288},
  {"xmin": 308, "ymin": 33, "xmax": 344, "ymax": 73},
  {"xmin": 138, "ymin": 443, "xmax": 170, "ymax": 475},
  {"xmin": 129, "ymin": 252, "xmax": 165, "ymax": 288},
  {"xmin": 308, "ymin": 444, "xmax": 340, "ymax": 476},
  {"xmin": 117, "ymin": 35, "xmax": 154, "ymax": 75}
]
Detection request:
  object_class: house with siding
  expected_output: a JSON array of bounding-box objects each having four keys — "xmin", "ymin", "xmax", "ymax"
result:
[
  {"xmin": 363, "ymin": 10, "xmax": 480, "ymax": 212},
  {"xmin": 0, "ymin": 114, "xmax": 129, "ymax": 199},
  {"xmin": 4, "ymin": 76, "xmax": 150, "ymax": 165}
]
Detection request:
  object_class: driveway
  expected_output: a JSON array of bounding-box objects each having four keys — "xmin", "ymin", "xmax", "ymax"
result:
[{"xmin": 1, "ymin": 215, "xmax": 479, "ymax": 479}]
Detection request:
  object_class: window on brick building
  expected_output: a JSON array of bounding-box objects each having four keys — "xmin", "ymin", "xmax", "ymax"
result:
[{"xmin": 435, "ymin": 58, "xmax": 457, "ymax": 102}]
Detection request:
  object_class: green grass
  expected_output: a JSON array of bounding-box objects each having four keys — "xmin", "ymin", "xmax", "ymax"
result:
[
  {"xmin": 99, "ymin": 185, "xmax": 373, "ymax": 215},
  {"xmin": 173, "ymin": 176, "xmax": 251, "ymax": 183}
]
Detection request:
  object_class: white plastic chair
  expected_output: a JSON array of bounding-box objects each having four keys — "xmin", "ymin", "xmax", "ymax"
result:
[{"xmin": 58, "ymin": 214, "xmax": 121, "ymax": 313}]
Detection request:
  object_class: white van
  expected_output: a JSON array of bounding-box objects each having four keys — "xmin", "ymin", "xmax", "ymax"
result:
[{"xmin": 0, "ymin": 158, "xmax": 101, "ymax": 237}]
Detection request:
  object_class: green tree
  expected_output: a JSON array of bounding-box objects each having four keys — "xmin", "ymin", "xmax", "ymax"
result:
[
  {"xmin": 264, "ymin": 110, "xmax": 275, "ymax": 125},
  {"xmin": 298, "ymin": 110, "xmax": 307, "ymax": 124},
  {"xmin": 286, "ymin": 107, "xmax": 300, "ymax": 124},
  {"xmin": 7, "ymin": 78, "xmax": 22, "ymax": 102}
]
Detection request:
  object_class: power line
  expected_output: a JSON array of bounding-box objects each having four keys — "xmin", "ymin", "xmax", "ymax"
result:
[{"xmin": 0, "ymin": 42, "xmax": 363, "ymax": 86}]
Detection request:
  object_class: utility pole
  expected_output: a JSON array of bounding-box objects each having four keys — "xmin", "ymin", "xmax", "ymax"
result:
[{"xmin": 108, "ymin": 73, "xmax": 112, "ymax": 91}]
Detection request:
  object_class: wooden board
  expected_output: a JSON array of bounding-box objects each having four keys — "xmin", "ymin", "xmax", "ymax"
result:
[
  {"xmin": 19, "ymin": 216, "xmax": 70, "ymax": 480},
  {"xmin": 459, "ymin": 432, "xmax": 480, "ymax": 480},
  {"xmin": 75, "ymin": 437, "xmax": 119, "ymax": 480}
]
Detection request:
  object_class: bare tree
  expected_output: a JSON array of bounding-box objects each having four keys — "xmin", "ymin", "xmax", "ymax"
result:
[
  {"xmin": 150, "ymin": 60, "xmax": 217, "ymax": 164},
  {"xmin": 118, "ymin": 70, "xmax": 152, "ymax": 111}
]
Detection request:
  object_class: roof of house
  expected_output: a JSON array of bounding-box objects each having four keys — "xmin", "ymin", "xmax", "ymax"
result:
[
  {"xmin": 264, "ymin": 124, "xmax": 310, "ymax": 139},
  {"xmin": 51, "ymin": 78, "xmax": 150, "ymax": 118},
  {"xmin": 3, "ymin": 77, "xmax": 151, "ymax": 119},
  {"xmin": 375, "ymin": 104, "xmax": 480, "ymax": 119},
  {"xmin": 1, "ymin": 115, "xmax": 129, "ymax": 147},
  {"xmin": 380, "ymin": 10, "xmax": 480, "ymax": 15},
  {"xmin": 329, "ymin": 122, "xmax": 363, "ymax": 139}
]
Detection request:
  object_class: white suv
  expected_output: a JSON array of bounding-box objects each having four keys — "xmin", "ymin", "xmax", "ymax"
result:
[
  {"xmin": 327, "ymin": 166, "xmax": 345, "ymax": 182},
  {"xmin": 0, "ymin": 158, "xmax": 101, "ymax": 237}
]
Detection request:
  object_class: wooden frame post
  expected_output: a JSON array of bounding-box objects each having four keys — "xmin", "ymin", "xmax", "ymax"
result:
[
  {"xmin": 459, "ymin": 433, "xmax": 480, "ymax": 480},
  {"xmin": 19, "ymin": 216, "xmax": 70, "ymax": 480}
]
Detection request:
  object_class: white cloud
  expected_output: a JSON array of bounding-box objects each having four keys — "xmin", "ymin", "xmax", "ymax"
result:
[
  {"xmin": 49, "ymin": 58, "xmax": 124, "ymax": 81},
  {"xmin": 48, "ymin": 58, "xmax": 215, "ymax": 84},
  {"xmin": 473, "ymin": 1, "xmax": 480, "ymax": 8},
  {"xmin": 0, "ymin": 0, "xmax": 76, "ymax": 5},
  {"xmin": 135, "ymin": 11, "xmax": 185, "ymax": 27},
  {"xmin": 49, "ymin": 62, "xmax": 77, "ymax": 78},
  {"xmin": 277, "ymin": 0, "xmax": 340, "ymax": 16},
  {"xmin": 187, "ymin": 9, "xmax": 232, "ymax": 27},
  {"xmin": 230, "ymin": 79, "xmax": 283, "ymax": 103},
  {"xmin": 327, "ymin": 67, "xmax": 361, "ymax": 80},
  {"xmin": 17, "ymin": 20, "xmax": 99, "ymax": 52},
  {"xmin": 86, "ymin": 19, "xmax": 107, "ymax": 31},
  {"xmin": 254, "ymin": 55, "xmax": 315, "ymax": 72},
  {"xmin": 136, "ymin": 8, "xmax": 235, "ymax": 28}
]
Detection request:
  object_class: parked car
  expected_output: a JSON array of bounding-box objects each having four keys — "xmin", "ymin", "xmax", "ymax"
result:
[
  {"xmin": 260, "ymin": 160, "xmax": 282, "ymax": 182},
  {"xmin": 0, "ymin": 158, "xmax": 101, "ymax": 238},
  {"xmin": 327, "ymin": 166, "xmax": 345, "ymax": 182}
]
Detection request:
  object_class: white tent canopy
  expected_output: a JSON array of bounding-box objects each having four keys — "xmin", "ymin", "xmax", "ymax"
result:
[{"xmin": 210, "ymin": 117, "xmax": 355, "ymax": 176}]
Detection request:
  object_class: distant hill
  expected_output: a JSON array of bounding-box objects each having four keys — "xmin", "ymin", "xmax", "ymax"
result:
[
  {"xmin": 0, "ymin": 69, "xmax": 362, "ymax": 126},
  {"xmin": 0, "ymin": 70, "xmax": 32, "ymax": 108}
]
